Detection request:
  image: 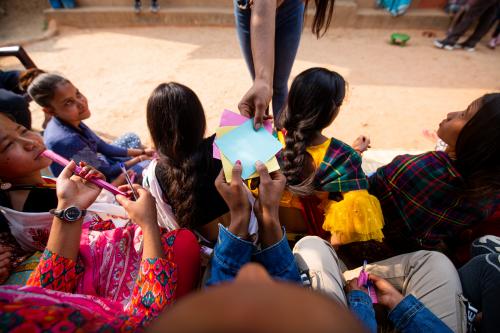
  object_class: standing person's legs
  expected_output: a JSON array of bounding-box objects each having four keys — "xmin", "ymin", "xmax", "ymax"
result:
[
  {"xmin": 233, "ymin": 0, "xmax": 304, "ymax": 119},
  {"xmin": 234, "ymin": 0, "xmax": 256, "ymax": 80},
  {"xmin": 462, "ymin": 3, "xmax": 498, "ymax": 47},
  {"xmin": 443, "ymin": 0, "xmax": 497, "ymax": 45},
  {"xmin": 292, "ymin": 236, "xmax": 348, "ymax": 306},
  {"xmin": 344, "ymin": 251, "xmax": 467, "ymax": 332},
  {"xmin": 272, "ymin": 0, "xmax": 304, "ymax": 119}
]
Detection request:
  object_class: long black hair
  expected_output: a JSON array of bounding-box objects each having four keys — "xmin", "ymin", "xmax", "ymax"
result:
[
  {"xmin": 278, "ymin": 67, "xmax": 346, "ymax": 196},
  {"xmin": 305, "ymin": 0, "xmax": 336, "ymax": 38},
  {"xmin": 455, "ymin": 93, "xmax": 500, "ymax": 199},
  {"xmin": 146, "ymin": 82, "xmax": 206, "ymax": 228}
]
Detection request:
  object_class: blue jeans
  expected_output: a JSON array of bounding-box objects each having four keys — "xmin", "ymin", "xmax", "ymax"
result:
[{"xmin": 234, "ymin": 0, "xmax": 304, "ymax": 119}]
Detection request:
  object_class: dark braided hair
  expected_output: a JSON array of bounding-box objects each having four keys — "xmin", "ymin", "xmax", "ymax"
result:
[
  {"xmin": 278, "ymin": 68, "xmax": 346, "ymax": 196},
  {"xmin": 455, "ymin": 93, "xmax": 500, "ymax": 199},
  {"xmin": 146, "ymin": 82, "xmax": 206, "ymax": 228}
]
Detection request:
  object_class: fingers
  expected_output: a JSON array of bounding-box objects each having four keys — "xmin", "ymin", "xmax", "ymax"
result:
[
  {"xmin": 59, "ymin": 160, "xmax": 77, "ymax": 180},
  {"xmin": 214, "ymin": 168, "xmax": 227, "ymax": 191},
  {"xmin": 253, "ymin": 107, "xmax": 264, "ymax": 130},
  {"xmin": 230, "ymin": 161, "xmax": 243, "ymax": 185},
  {"xmin": 0, "ymin": 253, "xmax": 11, "ymax": 268},
  {"xmin": 115, "ymin": 194, "xmax": 130, "ymax": 208},
  {"xmin": 255, "ymin": 160, "xmax": 271, "ymax": 183},
  {"xmin": 238, "ymin": 101, "xmax": 252, "ymax": 118},
  {"xmin": 0, "ymin": 251, "xmax": 11, "ymax": 262}
]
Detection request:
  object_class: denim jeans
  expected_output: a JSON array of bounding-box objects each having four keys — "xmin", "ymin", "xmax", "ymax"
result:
[{"xmin": 234, "ymin": 0, "xmax": 304, "ymax": 119}]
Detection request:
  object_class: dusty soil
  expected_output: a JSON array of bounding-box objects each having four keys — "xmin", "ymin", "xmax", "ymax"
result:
[{"xmin": 2, "ymin": 24, "xmax": 499, "ymax": 150}]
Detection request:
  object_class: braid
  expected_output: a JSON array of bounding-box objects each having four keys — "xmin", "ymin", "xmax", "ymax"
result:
[
  {"xmin": 278, "ymin": 67, "xmax": 347, "ymax": 197},
  {"xmin": 157, "ymin": 154, "xmax": 199, "ymax": 228},
  {"xmin": 281, "ymin": 125, "xmax": 316, "ymax": 197}
]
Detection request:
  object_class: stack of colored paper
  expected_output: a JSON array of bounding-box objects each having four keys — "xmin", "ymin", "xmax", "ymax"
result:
[{"xmin": 213, "ymin": 110, "xmax": 283, "ymax": 181}]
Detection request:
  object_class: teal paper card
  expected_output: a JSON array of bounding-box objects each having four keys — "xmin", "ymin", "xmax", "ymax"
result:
[{"xmin": 215, "ymin": 119, "xmax": 282, "ymax": 179}]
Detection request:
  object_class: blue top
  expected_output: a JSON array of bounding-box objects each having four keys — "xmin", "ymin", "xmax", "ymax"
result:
[
  {"xmin": 44, "ymin": 117, "xmax": 128, "ymax": 179},
  {"xmin": 206, "ymin": 224, "xmax": 452, "ymax": 333}
]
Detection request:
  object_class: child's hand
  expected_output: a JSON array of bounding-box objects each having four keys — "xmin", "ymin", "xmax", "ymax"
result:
[
  {"xmin": 370, "ymin": 274, "xmax": 404, "ymax": 310},
  {"xmin": 116, "ymin": 185, "xmax": 158, "ymax": 230},
  {"xmin": 0, "ymin": 246, "xmax": 12, "ymax": 284},
  {"xmin": 352, "ymin": 135, "xmax": 371, "ymax": 154},
  {"xmin": 345, "ymin": 278, "xmax": 369, "ymax": 294},
  {"xmin": 144, "ymin": 148, "xmax": 156, "ymax": 157},
  {"xmin": 111, "ymin": 169, "xmax": 136, "ymax": 186},
  {"xmin": 214, "ymin": 161, "xmax": 251, "ymax": 237},
  {"xmin": 56, "ymin": 161, "xmax": 103, "ymax": 211},
  {"xmin": 253, "ymin": 161, "xmax": 286, "ymax": 225}
]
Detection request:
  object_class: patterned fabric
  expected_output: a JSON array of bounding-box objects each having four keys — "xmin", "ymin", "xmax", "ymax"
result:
[
  {"xmin": 27, "ymin": 250, "xmax": 84, "ymax": 293},
  {"xmin": 4, "ymin": 252, "xmax": 42, "ymax": 286},
  {"xmin": 279, "ymin": 135, "xmax": 383, "ymax": 244},
  {"xmin": 0, "ymin": 285, "xmax": 139, "ymax": 332},
  {"xmin": 6, "ymin": 231, "xmax": 179, "ymax": 332},
  {"xmin": 369, "ymin": 151, "xmax": 500, "ymax": 250},
  {"xmin": 315, "ymin": 138, "xmax": 369, "ymax": 193}
]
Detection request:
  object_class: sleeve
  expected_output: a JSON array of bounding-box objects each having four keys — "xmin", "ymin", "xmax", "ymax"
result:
[
  {"xmin": 347, "ymin": 290, "xmax": 377, "ymax": 333},
  {"xmin": 253, "ymin": 228, "xmax": 301, "ymax": 283},
  {"xmin": 94, "ymin": 134, "xmax": 128, "ymax": 158},
  {"xmin": 26, "ymin": 249, "xmax": 84, "ymax": 293},
  {"xmin": 50, "ymin": 136, "xmax": 123, "ymax": 179},
  {"xmin": 388, "ymin": 295, "xmax": 453, "ymax": 333},
  {"xmin": 205, "ymin": 224, "xmax": 254, "ymax": 286},
  {"xmin": 125, "ymin": 257, "xmax": 177, "ymax": 327}
]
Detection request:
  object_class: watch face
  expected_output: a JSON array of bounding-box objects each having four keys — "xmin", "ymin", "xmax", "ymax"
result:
[{"xmin": 63, "ymin": 206, "xmax": 82, "ymax": 221}]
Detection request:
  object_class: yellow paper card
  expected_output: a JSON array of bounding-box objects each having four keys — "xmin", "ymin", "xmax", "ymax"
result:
[{"xmin": 217, "ymin": 126, "xmax": 280, "ymax": 182}]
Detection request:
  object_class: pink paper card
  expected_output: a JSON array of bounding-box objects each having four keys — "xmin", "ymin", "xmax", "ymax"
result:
[{"xmin": 213, "ymin": 109, "xmax": 274, "ymax": 159}]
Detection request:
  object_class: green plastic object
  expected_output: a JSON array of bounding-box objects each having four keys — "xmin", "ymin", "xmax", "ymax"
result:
[{"xmin": 391, "ymin": 33, "xmax": 410, "ymax": 46}]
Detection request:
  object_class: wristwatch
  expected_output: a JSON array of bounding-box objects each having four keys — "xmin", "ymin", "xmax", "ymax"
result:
[{"xmin": 49, "ymin": 206, "xmax": 87, "ymax": 223}]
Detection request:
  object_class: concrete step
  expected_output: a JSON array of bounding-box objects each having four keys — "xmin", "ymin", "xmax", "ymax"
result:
[
  {"xmin": 77, "ymin": 0, "xmax": 232, "ymax": 7},
  {"xmin": 354, "ymin": 8, "xmax": 450, "ymax": 29},
  {"xmin": 45, "ymin": 6, "xmax": 235, "ymax": 28},
  {"xmin": 45, "ymin": 3, "xmax": 450, "ymax": 29}
]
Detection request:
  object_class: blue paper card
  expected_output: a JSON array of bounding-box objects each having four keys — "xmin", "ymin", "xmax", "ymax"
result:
[{"xmin": 215, "ymin": 119, "xmax": 282, "ymax": 179}]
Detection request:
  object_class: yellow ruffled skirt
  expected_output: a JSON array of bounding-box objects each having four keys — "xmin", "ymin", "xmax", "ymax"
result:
[{"xmin": 322, "ymin": 190, "xmax": 384, "ymax": 245}]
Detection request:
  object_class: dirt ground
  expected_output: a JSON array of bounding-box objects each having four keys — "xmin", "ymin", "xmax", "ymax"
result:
[{"xmin": 1, "ymin": 24, "xmax": 499, "ymax": 150}]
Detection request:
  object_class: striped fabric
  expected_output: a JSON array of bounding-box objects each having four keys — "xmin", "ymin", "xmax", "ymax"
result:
[
  {"xmin": 369, "ymin": 151, "xmax": 499, "ymax": 249},
  {"xmin": 316, "ymin": 138, "xmax": 369, "ymax": 192}
]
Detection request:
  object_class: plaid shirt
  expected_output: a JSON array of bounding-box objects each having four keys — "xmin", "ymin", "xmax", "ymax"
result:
[
  {"xmin": 316, "ymin": 138, "xmax": 369, "ymax": 192},
  {"xmin": 369, "ymin": 151, "xmax": 499, "ymax": 249}
]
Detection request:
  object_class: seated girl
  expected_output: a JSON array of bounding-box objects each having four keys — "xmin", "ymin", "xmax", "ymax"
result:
[
  {"xmin": 1, "ymin": 162, "xmax": 198, "ymax": 331},
  {"xmin": 27, "ymin": 73, "xmax": 153, "ymax": 181},
  {"xmin": 276, "ymin": 67, "xmax": 384, "ymax": 246},
  {"xmin": 0, "ymin": 113, "xmax": 200, "ymax": 301},
  {"xmin": 143, "ymin": 82, "xmax": 229, "ymax": 242},
  {"xmin": 369, "ymin": 93, "xmax": 500, "ymax": 256}
]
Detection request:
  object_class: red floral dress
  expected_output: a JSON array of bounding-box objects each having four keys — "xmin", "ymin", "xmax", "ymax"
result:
[{"xmin": 0, "ymin": 231, "xmax": 179, "ymax": 332}]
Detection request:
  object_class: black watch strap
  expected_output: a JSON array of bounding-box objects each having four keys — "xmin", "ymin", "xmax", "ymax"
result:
[{"xmin": 49, "ymin": 206, "xmax": 87, "ymax": 223}]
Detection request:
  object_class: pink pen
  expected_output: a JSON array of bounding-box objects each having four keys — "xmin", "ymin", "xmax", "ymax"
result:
[{"xmin": 41, "ymin": 150, "xmax": 128, "ymax": 197}]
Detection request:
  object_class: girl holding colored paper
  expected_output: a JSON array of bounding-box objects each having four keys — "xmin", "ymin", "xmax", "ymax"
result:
[
  {"xmin": 144, "ymin": 82, "xmax": 229, "ymax": 243},
  {"xmin": 277, "ymin": 67, "xmax": 384, "ymax": 246}
]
